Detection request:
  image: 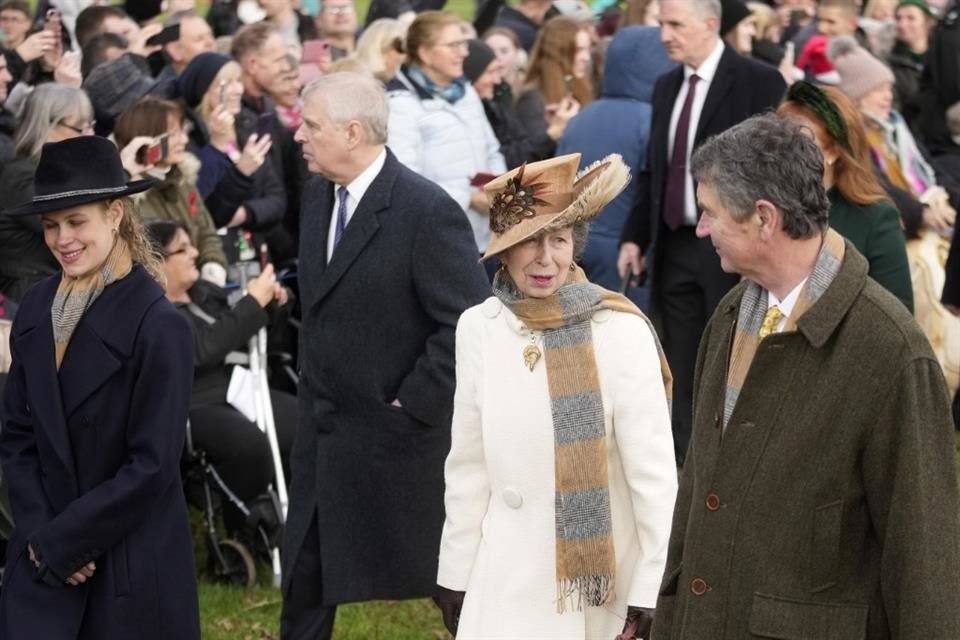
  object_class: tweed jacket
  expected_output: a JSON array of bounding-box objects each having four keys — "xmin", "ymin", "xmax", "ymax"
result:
[
  {"xmin": 439, "ymin": 298, "xmax": 677, "ymax": 638},
  {"xmin": 652, "ymin": 244, "xmax": 960, "ymax": 640}
]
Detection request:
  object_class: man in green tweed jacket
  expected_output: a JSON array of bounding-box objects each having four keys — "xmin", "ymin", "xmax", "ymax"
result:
[{"xmin": 652, "ymin": 114, "xmax": 960, "ymax": 640}]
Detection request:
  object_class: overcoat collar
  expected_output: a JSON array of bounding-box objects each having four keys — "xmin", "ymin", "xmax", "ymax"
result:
[
  {"xmin": 303, "ymin": 150, "xmax": 399, "ymax": 310},
  {"xmin": 717, "ymin": 239, "xmax": 869, "ymax": 348},
  {"xmin": 12, "ymin": 267, "xmax": 163, "ymax": 479}
]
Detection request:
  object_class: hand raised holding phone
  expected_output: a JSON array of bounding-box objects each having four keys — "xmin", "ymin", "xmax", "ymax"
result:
[
  {"xmin": 119, "ymin": 135, "xmax": 161, "ymax": 177},
  {"xmin": 235, "ymin": 133, "xmax": 273, "ymax": 177}
]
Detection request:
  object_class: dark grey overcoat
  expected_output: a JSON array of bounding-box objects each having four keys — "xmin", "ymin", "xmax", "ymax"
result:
[
  {"xmin": 284, "ymin": 150, "xmax": 490, "ymax": 604},
  {"xmin": 653, "ymin": 244, "xmax": 960, "ymax": 640}
]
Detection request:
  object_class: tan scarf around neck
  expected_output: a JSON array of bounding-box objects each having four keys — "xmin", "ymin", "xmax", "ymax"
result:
[
  {"xmin": 493, "ymin": 266, "xmax": 672, "ymax": 611},
  {"xmin": 52, "ymin": 235, "xmax": 133, "ymax": 369}
]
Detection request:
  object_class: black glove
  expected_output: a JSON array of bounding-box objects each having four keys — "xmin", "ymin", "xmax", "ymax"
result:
[
  {"xmin": 431, "ymin": 585, "xmax": 465, "ymax": 637},
  {"xmin": 616, "ymin": 606, "xmax": 655, "ymax": 640}
]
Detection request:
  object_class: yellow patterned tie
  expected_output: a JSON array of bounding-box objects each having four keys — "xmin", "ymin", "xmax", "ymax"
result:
[{"xmin": 759, "ymin": 305, "xmax": 785, "ymax": 339}]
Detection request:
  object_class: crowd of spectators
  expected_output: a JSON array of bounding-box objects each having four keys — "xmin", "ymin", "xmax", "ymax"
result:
[{"xmin": 2, "ymin": 0, "xmax": 960, "ymax": 631}]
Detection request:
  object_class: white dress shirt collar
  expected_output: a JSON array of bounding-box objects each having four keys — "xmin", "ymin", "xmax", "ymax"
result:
[
  {"xmin": 327, "ymin": 148, "xmax": 388, "ymax": 263},
  {"xmin": 766, "ymin": 277, "xmax": 808, "ymax": 333},
  {"xmin": 685, "ymin": 38, "xmax": 725, "ymax": 84}
]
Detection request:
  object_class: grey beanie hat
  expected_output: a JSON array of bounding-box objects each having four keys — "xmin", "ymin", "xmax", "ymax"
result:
[{"xmin": 827, "ymin": 36, "xmax": 895, "ymax": 101}]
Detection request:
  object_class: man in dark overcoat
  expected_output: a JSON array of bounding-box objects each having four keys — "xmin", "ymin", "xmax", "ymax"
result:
[
  {"xmin": 617, "ymin": 0, "xmax": 786, "ymax": 465},
  {"xmin": 281, "ymin": 71, "xmax": 491, "ymax": 639},
  {"xmin": 652, "ymin": 114, "xmax": 960, "ymax": 639}
]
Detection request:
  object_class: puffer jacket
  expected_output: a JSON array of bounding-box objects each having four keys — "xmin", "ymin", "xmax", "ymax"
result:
[
  {"xmin": 131, "ymin": 153, "xmax": 228, "ymax": 271},
  {"xmin": 386, "ymin": 66, "xmax": 506, "ymax": 252}
]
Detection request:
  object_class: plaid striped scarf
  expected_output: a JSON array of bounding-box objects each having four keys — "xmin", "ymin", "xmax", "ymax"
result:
[
  {"xmin": 723, "ymin": 229, "xmax": 845, "ymax": 428},
  {"xmin": 52, "ymin": 237, "xmax": 132, "ymax": 370},
  {"xmin": 493, "ymin": 266, "xmax": 672, "ymax": 612}
]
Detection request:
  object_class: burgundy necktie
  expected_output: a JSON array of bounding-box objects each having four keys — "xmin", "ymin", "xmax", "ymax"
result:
[{"xmin": 664, "ymin": 74, "xmax": 700, "ymax": 230}]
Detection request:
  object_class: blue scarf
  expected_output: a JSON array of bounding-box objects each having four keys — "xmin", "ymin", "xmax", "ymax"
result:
[{"xmin": 405, "ymin": 65, "xmax": 467, "ymax": 104}]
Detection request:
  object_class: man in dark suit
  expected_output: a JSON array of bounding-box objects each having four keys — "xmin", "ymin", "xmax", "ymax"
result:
[
  {"xmin": 281, "ymin": 71, "xmax": 490, "ymax": 640},
  {"xmin": 617, "ymin": 0, "xmax": 786, "ymax": 465}
]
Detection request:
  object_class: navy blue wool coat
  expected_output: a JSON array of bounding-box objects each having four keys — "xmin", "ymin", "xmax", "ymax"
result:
[{"xmin": 0, "ymin": 265, "xmax": 200, "ymax": 640}]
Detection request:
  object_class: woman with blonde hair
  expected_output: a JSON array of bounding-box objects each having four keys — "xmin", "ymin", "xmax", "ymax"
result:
[
  {"xmin": 353, "ymin": 17, "xmax": 409, "ymax": 83},
  {"xmin": 387, "ymin": 10, "xmax": 506, "ymax": 256},
  {"xmin": 0, "ymin": 135, "xmax": 199, "ymax": 639},
  {"xmin": 516, "ymin": 16, "xmax": 592, "ymax": 149}
]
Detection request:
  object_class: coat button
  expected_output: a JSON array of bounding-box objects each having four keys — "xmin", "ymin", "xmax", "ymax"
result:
[
  {"xmin": 502, "ymin": 488, "xmax": 523, "ymax": 509},
  {"xmin": 705, "ymin": 493, "xmax": 721, "ymax": 511},
  {"xmin": 691, "ymin": 578, "xmax": 709, "ymax": 596}
]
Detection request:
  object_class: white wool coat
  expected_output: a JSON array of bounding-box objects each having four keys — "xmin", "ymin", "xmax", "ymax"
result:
[
  {"xmin": 438, "ymin": 297, "xmax": 678, "ymax": 639},
  {"xmin": 386, "ymin": 71, "xmax": 506, "ymax": 252}
]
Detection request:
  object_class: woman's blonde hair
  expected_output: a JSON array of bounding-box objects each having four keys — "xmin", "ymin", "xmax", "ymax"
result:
[
  {"xmin": 405, "ymin": 10, "xmax": 463, "ymax": 67},
  {"xmin": 355, "ymin": 17, "xmax": 408, "ymax": 81},
  {"xmin": 111, "ymin": 198, "xmax": 166, "ymax": 285},
  {"xmin": 524, "ymin": 16, "xmax": 592, "ymax": 106},
  {"xmin": 747, "ymin": 2, "xmax": 778, "ymax": 42}
]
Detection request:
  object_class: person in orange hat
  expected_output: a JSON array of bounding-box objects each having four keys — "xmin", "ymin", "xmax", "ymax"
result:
[{"xmin": 435, "ymin": 153, "xmax": 678, "ymax": 640}]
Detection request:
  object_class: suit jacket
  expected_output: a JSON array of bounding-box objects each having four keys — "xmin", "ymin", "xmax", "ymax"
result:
[
  {"xmin": 283, "ymin": 149, "xmax": 490, "ymax": 605},
  {"xmin": 652, "ymin": 246, "xmax": 960, "ymax": 640},
  {"xmin": 0, "ymin": 267, "xmax": 199, "ymax": 640},
  {"xmin": 620, "ymin": 46, "xmax": 786, "ymax": 291}
]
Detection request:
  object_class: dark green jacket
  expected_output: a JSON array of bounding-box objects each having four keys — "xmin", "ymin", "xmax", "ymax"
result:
[
  {"xmin": 828, "ymin": 188, "xmax": 913, "ymax": 313},
  {"xmin": 653, "ymin": 244, "xmax": 960, "ymax": 640}
]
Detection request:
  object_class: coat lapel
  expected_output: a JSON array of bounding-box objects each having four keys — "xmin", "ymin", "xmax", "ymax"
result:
[
  {"xmin": 15, "ymin": 309, "xmax": 77, "ymax": 485},
  {"xmin": 695, "ymin": 47, "xmax": 737, "ymax": 143},
  {"xmin": 298, "ymin": 178, "xmax": 335, "ymax": 309},
  {"xmin": 57, "ymin": 321, "xmax": 122, "ymax": 418},
  {"xmin": 308, "ymin": 154, "xmax": 398, "ymax": 310}
]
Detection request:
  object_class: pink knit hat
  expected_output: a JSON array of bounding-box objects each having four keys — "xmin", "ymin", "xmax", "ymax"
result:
[{"xmin": 827, "ymin": 36, "xmax": 895, "ymax": 101}]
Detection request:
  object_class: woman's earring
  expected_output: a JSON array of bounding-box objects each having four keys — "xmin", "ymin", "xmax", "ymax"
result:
[{"xmin": 569, "ymin": 263, "xmax": 576, "ymax": 272}]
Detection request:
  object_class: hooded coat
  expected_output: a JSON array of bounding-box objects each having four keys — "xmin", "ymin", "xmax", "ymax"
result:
[{"xmin": 557, "ymin": 27, "xmax": 675, "ymax": 292}]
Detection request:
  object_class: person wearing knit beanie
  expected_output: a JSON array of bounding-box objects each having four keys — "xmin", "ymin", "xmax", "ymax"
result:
[
  {"xmin": 177, "ymin": 52, "xmax": 232, "ymax": 109},
  {"xmin": 463, "ymin": 39, "xmax": 497, "ymax": 84},
  {"xmin": 721, "ymin": 0, "xmax": 756, "ymax": 55},
  {"xmin": 897, "ymin": 0, "xmax": 935, "ymax": 18},
  {"xmin": 827, "ymin": 35, "xmax": 895, "ymax": 101}
]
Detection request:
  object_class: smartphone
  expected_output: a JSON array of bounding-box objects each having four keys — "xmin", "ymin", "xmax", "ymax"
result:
[
  {"xmin": 301, "ymin": 39, "xmax": 331, "ymax": 64},
  {"xmin": 255, "ymin": 113, "xmax": 274, "ymax": 138},
  {"xmin": 44, "ymin": 9, "xmax": 62, "ymax": 59},
  {"xmin": 136, "ymin": 133, "xmax": 170, "ymax": 165},
  {"xmin": 259, "ymin": 243, "xmax": 271, "ymax": 271},
  {"xmin": 218, "ymin": 79, "xmax": 228, "ymax": 105},
  {"xmin": 146, "ymin": 23, "xmax": 181, "ymax": 47}
]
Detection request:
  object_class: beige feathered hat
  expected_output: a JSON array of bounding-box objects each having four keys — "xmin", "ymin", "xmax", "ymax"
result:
[{"xmin": 481, "ymin": 153, "xmax": 631, "ymax": 260}]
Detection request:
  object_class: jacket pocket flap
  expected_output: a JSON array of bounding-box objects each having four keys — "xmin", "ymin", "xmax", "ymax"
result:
[{"xmin": 749, "ymin": 592, "xmax": 867, "ymax": 640}]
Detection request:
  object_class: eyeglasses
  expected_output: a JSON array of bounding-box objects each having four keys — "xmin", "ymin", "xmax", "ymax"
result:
[
  {"xmin": 56, "ymin": 119, "xmax": 95, "ymax": 134},
  {"xmin": 434, "ymin": 39, "xmax": 469, "ymax": 51},
  {"xmin": 322, "ymin": 4, "xmax": 354, "ymax": 14}
]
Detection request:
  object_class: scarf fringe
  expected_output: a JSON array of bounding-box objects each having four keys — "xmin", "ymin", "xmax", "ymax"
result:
[{"xmin": 555, "ymin": 575, "xmax": 616, "ymax": 613}]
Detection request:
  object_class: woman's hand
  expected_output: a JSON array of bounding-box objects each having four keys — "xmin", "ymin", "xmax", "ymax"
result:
[
  {"xmin": 119, "ymin": 135, "xmax": 157, "ymax": 178},
  {"xmin": 432, "ymin": 586, "xmax": 465, "ymax": 637},
  {"xmin": 247, "ymin": 264, "xmax": 286, "ymax": 307},
  {"xmin": 15, "ymin": 30, "xmax": 56, "ymax": 63},
  {"xmin": 208, "ymin": 104, "xmax": 237, "ymax": 151},
  {"xmin": 546, "ymin": 96, "xmax": 581, "ymax": 141},
  {"xmin": 128, "ymin": 23, "xmax": 163, "ymax": 58},
  {"xmin": 65, "ymin": 561, "xmax": 96, "ymax": 587},
  {"xmin": 235, "ymin": 134, "xmax": 272, "ymax": 177},
  {"xmin": 616, "ymin": 606, "xmax": 654, "ymax": 640},
  {"xmin": 53, "ymin": 51, "xmax": 82, "ymax": 88},
  {"xmin": 922, "ymin": 204, "xmax": 956, "ymax": 232}
]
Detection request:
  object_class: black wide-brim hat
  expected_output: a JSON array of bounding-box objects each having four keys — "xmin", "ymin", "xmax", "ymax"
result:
[{"xmin": 1, "ymin": 136, "xmax": 155, "ymax": 217}]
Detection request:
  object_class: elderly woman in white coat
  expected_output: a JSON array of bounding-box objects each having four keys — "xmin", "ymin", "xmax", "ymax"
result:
[
  {"xmin": 434, "ymin": 153, "xmax": 678, "ymax": 639},
  {"xmin": 385, "ymin": 10, "xmax": 506, "ymax": 256}
]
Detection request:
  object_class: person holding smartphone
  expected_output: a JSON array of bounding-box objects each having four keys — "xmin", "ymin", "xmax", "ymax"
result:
[{"xmin": 175, "ymin": 51, "xmax": 286, "ymax": 263}]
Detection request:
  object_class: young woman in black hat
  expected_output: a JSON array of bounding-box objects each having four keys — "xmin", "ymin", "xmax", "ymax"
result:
[{"xmin": 0, "ymin": 136, "xmax": 201, "ymax": 640}]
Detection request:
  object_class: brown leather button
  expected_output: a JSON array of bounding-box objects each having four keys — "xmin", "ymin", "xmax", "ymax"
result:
[
  {"xmin": 691, "ymin": 578, "xmax": 708, "ymax": 596},
  {"xmin": 705, "ymin": 493, "xmax": 721, "ymax": 511}
]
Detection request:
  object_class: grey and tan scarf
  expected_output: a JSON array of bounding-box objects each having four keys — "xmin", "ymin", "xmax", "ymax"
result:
[
  {"xmin": 723, "ymin": 228, "xmax": 845, "ymax": 428},
  {"xmin": 52, "ymin": 236, "xmax": 132, "ymax": 369},
  {"xmin": 493, "ymin": 266, "xmax": 672, "ymax": 612}
]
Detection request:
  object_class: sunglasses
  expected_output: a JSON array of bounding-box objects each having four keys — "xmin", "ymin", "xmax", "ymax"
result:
[{"xmin": 57, "ymin": 119, "xmax": 96, "ymax": 134}]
